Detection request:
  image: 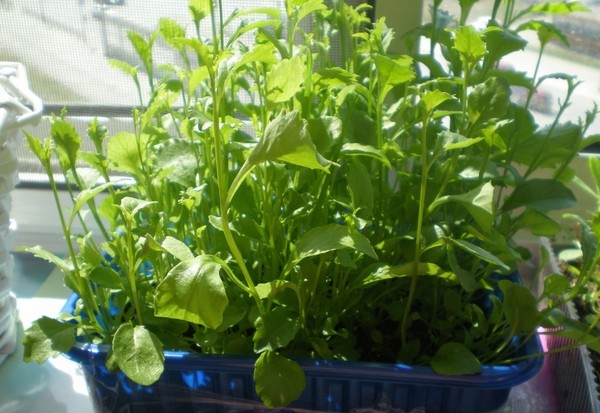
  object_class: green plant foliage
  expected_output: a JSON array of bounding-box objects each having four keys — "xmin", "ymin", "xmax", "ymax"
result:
[{"xmin": 21, "ymin": 0, "xmax": 600, "ymax": 408}]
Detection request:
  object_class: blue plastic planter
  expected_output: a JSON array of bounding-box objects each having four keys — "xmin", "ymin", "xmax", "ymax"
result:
[{"xmin": 61, "ymin": 294, "xmax": 543, "ymax": 413}]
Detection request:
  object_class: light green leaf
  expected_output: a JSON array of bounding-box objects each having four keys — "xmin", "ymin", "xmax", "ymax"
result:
[
  {"xmin": 514, "ymin": 1, "xmax": 589, "ymax": 22},
  {"xmin": 453, "ymin": 25, "xmax": 486, "ymax": 64},
  {"xmin": 294, "ymin": 223, "xmax": 377, "ymax": 263},
  {"xmin": 50, "ymin": 117, "xmax": 81, "ymax": 169},
  {"xmin": 296, "ymin": 0, "xmax": 326, "ymax": 22},
  {"xmin": 266, "ymin": 55, "xmax": 305, "ymax": 103},
  {"xmin": 23, "ymin": 317, "xmax": 77, "ymax": 364},
  {"xmin": 159, "ymin": 18, "xmax": 186, "ymax": 50},
  {"xmin": 373, "ymin": 54, "xmax": 415, "ymax": 99},
  {"xmin": 516, "ymin": 20, "xmax": 569, "ymax": 46},
  {"xmin": 254, "ymin": 351, "xmax": 306, "ymax": 408},
  {"xmin": 154, "ymin": 140, "xmax": 199, "ymax": 187},
  {"xmin": 341, "ymin": 143, "xmax": 391, "ymax": 168},
  {"xmin": 248, "ymin": 110, "xmax": 332, "ymax": 171},
  {"xmin": 255, "ymin": 280, "xmax": 298, "ymax": 300},
  {"xmin": 120, "ymin": 196, "xmax": 156, "ymax": 217},
  {"xmin": 313, "ymin": 67, "xmax": 357, "ymax": 90},
  {"xmin": 24, "ymin": 133, "xmax": 52, "ymax": 165},
  {"xmin": 161, "ymin": 236, "xmax": 194, "ymax": 262},
  {"xmin": 439, "ymin": 131, "xmax": 483, "ymax": 151},
  {"xmin": 431, "ymin": 342, "xmax": 482, "ymax": 375},
  {"xmin": 109, "ymin": 59, "xmax": 139, "ymax": 78},
  {"xmin": 189, "ymin": 0, "xmax": 211, "ymax": 24},
  {"xmin": 87, "ymin": 267, "xmax": 122, "ymax": 289},
  {"xmin": 421, "ymin": 90, "xmax": 453, "ymax": 113},
  {"xmin": 253, "ymin": 307, "xmax": 300, "ymax": 352},
  {"xmin": 18, "ymin": 246, "xmax": 72, "ymax": 274},
  {"xmin": 128, "ymin": 31, "xmax": 154, "ymax": 76},
  {"xmin": 107, "ymin": 131, "xmax": 149, "ymax": 174},
  {"xmin": 188, "ymin": 66, "xmax": 210, "ymax": 96},
  {"xmin": 155, "ymin": 255, "xmax": 228, "ymax": 329},
  {"xmin": 69, "ymin": 181, "xmax": 116, "ymax": 230},
  {"xmin": 174, "ymin": 37, "xmax": 213, "ymax": 69},
  {"xmin": 112, "ymin": 322, "xmax": 164, "ymax": 386},
  {"xmin": 430, "ymin": 182, "xmax": 495, "ymax": 232},
  {"xmin": 233, "ymin": 43, "xmax": 277, "ymax": 73}
]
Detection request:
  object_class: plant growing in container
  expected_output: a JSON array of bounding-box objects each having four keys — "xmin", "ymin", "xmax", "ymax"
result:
[{"xmin": 19, "ymin": 0, "xmax": 600, "ymax": 411}]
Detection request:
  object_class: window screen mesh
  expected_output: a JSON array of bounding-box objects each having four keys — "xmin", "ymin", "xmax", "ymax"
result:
[
  {"xmin": 0, "ymin": 0, "xmax": 370, "ymax": 184},
  {"xmin": 1, "ymin": 0, "xmax": 369, "ymax": 108}
]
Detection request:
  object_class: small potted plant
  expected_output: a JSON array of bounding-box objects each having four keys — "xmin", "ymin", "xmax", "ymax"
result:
[{"xmin": 20, "ymin": 0, "xmax": 600, "ymax": 411}]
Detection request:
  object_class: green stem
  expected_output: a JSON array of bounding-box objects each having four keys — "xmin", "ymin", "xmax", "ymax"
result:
[
  {"xmin": 401, "ymin": 113, "xmax": 431, "ymax": 347},
  {"xmin": 210, "ymin": 72, "xmax": 264, "ymax": 314},
  {"xmin": 47, "ymin": 166, "xmax": 106, "ymax": 333},
  {"xmin": 123, "ymin": 220, "xmax": 144, "ymax": 326}
]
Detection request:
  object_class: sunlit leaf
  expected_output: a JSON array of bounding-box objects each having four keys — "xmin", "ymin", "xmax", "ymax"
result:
[
  {"xmin": 112, "ymin": 322, "xmax": 164, "ymax": 386},
  {"xmin": 155, "ymin": 255, "xmax": 228, "ymax": 329},
  {"xmin": 266, "ymin": 55, "xmax": 305, "ymax": 103},
  {"xmin": 254, "ymin": 351, "xmax": 306, "ymax": 408},
  {"xmin": 23, "ymin": 317, "xmax": 77, "ymax": 364}
]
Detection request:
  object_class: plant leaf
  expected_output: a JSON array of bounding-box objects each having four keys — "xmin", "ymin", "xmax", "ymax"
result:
[
  {"xmin": 502, "ymin": 179, "xmax": 576, "ymax": 212},
  {"xmin": 120, "ymin": 196, "xmax": 156, "ymax": 217},
  {"xmin": 430, "ymin": 182, "xmax": 495, "ymax": 232},
  {"xmin": 431, "ymin": 342, "xmax": 482, "ymax": 375},
  {"xmin": 373, "ymin": 54, "xmax": 415, "ymax": 99},
  {"xmin": 468, "ymin": 77, "xmax": 511, "ymax": 125},
  {"xmin": 499, "ymin": 280, "xmax": 541, "ymax": 333},
  {"xmin": 23, "ymin": 317, "xmax": 77, "ymax": 363},
  {"xmin": 444, "ymin": 237, "xmax": 510, "ymax": 271},
  {"xmin": 543, "ymin": 274, "xmax": 571, "ymax": 297},
  {"xmin": 68, "ymin": 181, "xmax": 116, "ymax": 230},
  {"xmin": 341, "ymin": 143, "xmax": 392, "ymax": 168},
  {"xmin": 254, "ymin": 350, "xmax": 306, "ymax": 408},
  {"xmin": 155, "ymin": 255, "xmax": 228, "ymax": 329},
  {"xmin": 109, "ymin": 59, "xmax": 139, "ymax": 78},
  {"xmin": 511, "ymin": 209, "xmax": 561, "ymax": 236},
  {"xmin": 253, "ymin": 307, "xmax": 300, "ymax": 352},
  {"xmin": 112, "ymin": 322, "xmax": 164, "ymax": 386},
  {"xmin": 247, "ymin": 110, "xmax": 332, "ymax": 171},
  {"xmin": 453, "ymin": 25, "xmax": 486, "ymax": 64},
  {"xmin": 482, "ymin": 27, "xmax": 527, "ymax": 69},
  {"xmin": 357, "ymin": 262, "xmax": 444, "ymax": 287},
  {"xmin": 161, "ymin": 236, "xmax": 195, "ymax": 262},
  {"xmin": 266, "ymin": 55, "xmax": 305, "ymax": 103},
  {"xmin": 421, "ymin": 89, "xmax": 453, "ymax": 113},
  {"xmin": 294, "ymin": 223, "xmax": 377, "ymax": 262},
  {"xmin": 107, "ymin": 131, "xmax": 149, "ymax": 174},
  {"xmin": 87, "ymin": 267, "xmax": 122, "ymax": 289},
  {"xmin": 189, "ymin": 0, "xmax": 210, "ymax": 24},
  {"xmin": 255, "ymin": 280, "xmax": 298, "ymax": 300},
  {"xmin": 50, "ymin": 117, "xmax": 81, "ymax": 170}
]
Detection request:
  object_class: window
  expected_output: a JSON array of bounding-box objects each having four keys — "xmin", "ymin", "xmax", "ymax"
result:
[{"xmin": 421, "ymin": 0, "xmax": 600, "ymax": 142}]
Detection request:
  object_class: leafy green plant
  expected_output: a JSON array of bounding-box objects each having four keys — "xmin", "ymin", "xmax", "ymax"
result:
[{"xmin": 21, "ymin": 0, "xmax": 600, "ymax": 407}]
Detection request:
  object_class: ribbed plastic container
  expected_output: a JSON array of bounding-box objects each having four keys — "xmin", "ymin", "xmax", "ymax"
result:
[
  {"xmin": 61, "ymin": 294, "xmax": 544, "ymax": 413},
  {"xmin": 0, "ymin": 62, "xmax": 41, "ymax": 367}
]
